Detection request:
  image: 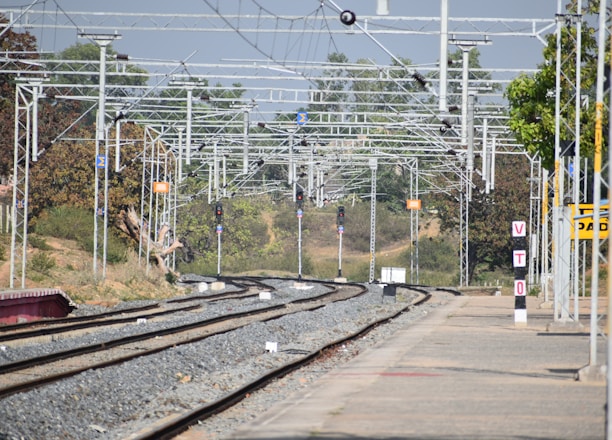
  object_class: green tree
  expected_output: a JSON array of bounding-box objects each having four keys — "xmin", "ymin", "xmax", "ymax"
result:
[
  {"xmin": 28, "ymin": 122, "xmax": 144, "ymax": 220},
  {"xmin": 307, "ymin": 52, "xmax": 349, "ymax": 115},
  {"xmin": 49, "ymin": 42, "xmax": 149, "ymax": 88},
  {"xmin": 505, "ymin": 1, "xmax": 599, "ymax": 169},
  {"xmin": 431, "ymin": 154, "xmax": 532, "ymax": 282},
  {"xmin": 176, "ymin": 197, "xmax": 269, "ymax": 272}
]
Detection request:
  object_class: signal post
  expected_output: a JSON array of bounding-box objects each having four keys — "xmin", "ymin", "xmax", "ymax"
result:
[
  {"xmin": 335, "ymin": 206, "xmax": 347, "ymax": 283},
  {"xmin": 296, "ymin": 190, "xmax": 304, "ymax": 281},
  {"xmin": 215, "ymin": 202, "xmax": 223, "ymax": 278}
]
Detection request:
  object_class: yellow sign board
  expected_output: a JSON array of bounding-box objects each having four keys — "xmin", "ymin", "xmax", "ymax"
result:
[
  {"xmin": 406, "ymin": 199, "xmax": 421, "ymax": 210},
  {"xmin": 569, "ymin": 203, "xmax": 609, "ymax": 240}
]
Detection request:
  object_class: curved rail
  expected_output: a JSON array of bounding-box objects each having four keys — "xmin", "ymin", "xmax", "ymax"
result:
[
  {"xmin": 132, "ymin": 290, "xmax": 432, "ymax": 440},
  {"xmin": 0, "ymin": 282, "xmax": 366, "ymax": 398},
  {"xmin": 0, "ymin": 303, "xmax": 160, "ymax": 333},
  {"xmin": 0, "ymin": 304, "xmax": 201, "ymax": 343}
]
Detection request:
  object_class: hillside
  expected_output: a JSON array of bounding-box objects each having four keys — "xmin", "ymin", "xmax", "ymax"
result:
[
  {"xmin": 0, "ymin": 236, "xmax": 183, "ymax": 305},
  {"xmin": 0, "ymin": 216, "xmax": 444, "ymax": 305}
]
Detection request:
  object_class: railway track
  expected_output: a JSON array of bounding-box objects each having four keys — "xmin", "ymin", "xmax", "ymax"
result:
[
  {"xmin": 0, "ymin": 280, "xmax": 364, "ymax": 398},
  {"xmin": 0, "ymin": 278, "xmax": 454, "ymax": 440},
  {"xmin": 131, "ymin": 288, "xmax": 432, "ymax": 440},
  {"xmin": 0, "ymin": 277, "xmax": 273, "ymax": 345}
]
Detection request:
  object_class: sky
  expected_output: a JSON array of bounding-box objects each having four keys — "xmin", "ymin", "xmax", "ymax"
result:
[
  {"xmin": 1, "ymin": 0, "xmax": 563, "ymax": 117},
  {"xmin": 3, "ymin": 0, "xmax": 560, "ymax": 72}
]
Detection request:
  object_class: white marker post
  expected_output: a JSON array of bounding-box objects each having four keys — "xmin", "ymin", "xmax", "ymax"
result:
[{"xmin": 512, "ymin": 221, "xmax": 528, "ymax": 326}]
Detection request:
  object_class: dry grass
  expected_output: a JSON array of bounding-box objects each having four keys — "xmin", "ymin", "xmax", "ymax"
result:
[
  {"xmin": 0, "ymin": 236, "xmax": 184, "ymax": 304},
  {"xmin": 0, "ymin": 216, "xmax": 449, "ymax": 303}
]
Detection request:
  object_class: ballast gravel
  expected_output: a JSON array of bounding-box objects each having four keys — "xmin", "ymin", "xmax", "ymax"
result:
[{"xmin": 0, "ymin": 278, "xmax": 452, "ymax": 440}]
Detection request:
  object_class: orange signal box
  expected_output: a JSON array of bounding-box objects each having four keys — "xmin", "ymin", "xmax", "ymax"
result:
[
  {"xmin": 153, "ymin": 182, "xmax": 170, "ymax": 193},
  {"xmin": 406, "ymin": 199, "xmax": 422, "ymax": 210}
]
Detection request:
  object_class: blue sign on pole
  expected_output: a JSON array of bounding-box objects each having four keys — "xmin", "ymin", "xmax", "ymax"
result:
[
  {"xmin": 297, "ymin": 111, "xmax": 308, "ymax": 125},
  {"xmin": 216, "ymin": 225, "xmax": 223, "ymax": 234},
  {"xmin": 96, "ymin": 155, "xmax": 106, "ymax": 169},
  {"xmin": 338, "ymin": 225, "xmax": 344, "ymax": 234},
  {"xmin": 297, "ymin": 209, "xmax": 303, "ymax": 218}
]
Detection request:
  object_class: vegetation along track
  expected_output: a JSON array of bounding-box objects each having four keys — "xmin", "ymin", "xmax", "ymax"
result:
[{"xmin": 0, "ymin": 278, "xmax": 369, "ymax": 398}]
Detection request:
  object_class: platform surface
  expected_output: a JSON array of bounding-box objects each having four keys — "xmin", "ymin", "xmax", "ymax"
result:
[{"xmin": 229, "ymin": 295, "xmax": 607, "ymax": 440}]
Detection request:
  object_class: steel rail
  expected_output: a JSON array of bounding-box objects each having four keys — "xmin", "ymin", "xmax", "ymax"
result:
[
  {"xmin": 0, "ymin": 302, "xmax": 159, "ymax": 333},
  {"xmin": 0, "ymin": 304, "xmax": 201, "ymax": 343},
  {"xmin": 0, "ymin": 281, "xmax": 367, "ymax": 397},
  {"xmin": 132, "ymin": 287, "xmax": 436, "ymax": 440}
]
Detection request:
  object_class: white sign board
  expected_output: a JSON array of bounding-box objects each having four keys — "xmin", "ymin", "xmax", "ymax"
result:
[
  {"xmin": 381, "ymin": 267, "xmax": 406, "ymax": 284},
  {"xmin": 512, "ymin": 250, "xmax": 527, "ymax": 268}
]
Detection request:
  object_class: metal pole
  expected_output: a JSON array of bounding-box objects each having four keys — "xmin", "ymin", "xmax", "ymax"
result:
[
  {"xmin": 298, "ymin": 213, "xmax": 302, "ymax": 280},
  {"xmin": 102, "ymin": 129, "xmax": 110, "ymax": 278},
  {"xmin": 80, "ymin": 33, "xmax": 121, "ymax": 278},
  {"xmin": 288, "ymin": 130, "xmax": 294, "ymax": 185},
  {"xmin": 222, "ymin": 154, "xmax": 227, "ymax": 198},
  {"xmin": 217, "ymin": 226, "xmax": 222, "ymax": 276},
  {"xmin": 214, "ymin": 141, "xmax": 219, "ymax": 199},
  {"xmin": 243, "ymin": 108, "xmax": 249, "ymax": 174},
  {"xmin": 415, "ymin": 160, "xmax": 420, "ymax": 284},
  {"xmin": 368, "ymin": 158, "xmax": 377, "ymax": 283},
  {"xmin": 186, "ymin": 88, "xmax": 192, "ymax": 166},
  {"xmin": 552, "ymin": 0, "xmax": 564, "ymax": 322},
  {"xmin": 20, "ymin": 95, "xmax": 31, "ymax": 288},
  {"xmin": 177, "ymin": 126, "xmax": 184, "ymax": 182},
  {"xmin": 465, "ymin": 180, "xmax": 470, "ymax": 286},
  {"xmin": 115, "ymin": 116, "xmax": 121, "ymax": 172},
  {"xmin": 572, "ymin": 0, "xmax": 583, "ymax": 323},
  {"xmin": 31, "ymin": 84, "xmax": 39, "ymax": 163},
  {"xmin": 461, "ymin": 48, "xmax": 469, "ymax": 150},
  {"xmin": 338, "ymin": 230, "xmax": 343, "ymax": 278},
  {"xmin": 439, "ymin": 0, "xmax": 448, "ymax": 112},
  {"xmin": 92, "ymin": 42, "xmax": 107, "ymax": 278},
  {"xmin": 541, "ymin": 169, "xmax": 550, "ymax": 302},
  {"xmin": 459, "ymin": 187, "xmax": 464, "ymax": 287},
  {"xmin": 589, "ymin": 0, "xmax": 607, "ymax": 368}
]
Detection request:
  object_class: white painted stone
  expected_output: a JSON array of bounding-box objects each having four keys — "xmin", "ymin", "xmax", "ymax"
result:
[
  {"xmin": 514, "ymin": 309, "xmax": 527, "ymax": 326},
  {"xmin": 211, "ymin": 281, "xmax": 225, "ymax": 291}
]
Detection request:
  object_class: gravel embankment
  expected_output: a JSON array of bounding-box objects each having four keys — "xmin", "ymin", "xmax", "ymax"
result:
[{"xmin": 0, "ymin": 279, "xmax": 451, "ymax": 440}]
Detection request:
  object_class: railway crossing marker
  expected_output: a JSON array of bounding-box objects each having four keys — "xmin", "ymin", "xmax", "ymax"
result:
[{"xmin": 512, "ymin": 221, "xmax": 527, "ymax": 326}]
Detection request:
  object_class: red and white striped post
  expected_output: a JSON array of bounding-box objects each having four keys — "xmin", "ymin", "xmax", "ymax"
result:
[{"xmin": 512, "ymin": 221, "xmax": 527, "ymax": 326}]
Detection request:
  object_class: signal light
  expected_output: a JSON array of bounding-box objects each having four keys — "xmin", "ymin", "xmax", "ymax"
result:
[
  {"xmin": 296, "ymin": 190, "xmax": 304, "ymax": 209},
  {"xmin": 214, "ymin": 202, "xmax": 223, "ymax": 222},
  {"xmin": 337, "ymin": 205, "xmax": 345, "ymax": 226}
]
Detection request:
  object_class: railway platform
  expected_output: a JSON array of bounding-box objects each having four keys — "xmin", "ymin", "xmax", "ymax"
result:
[{"xmin": 228, "ymin": 294, "xmax": 607, "ymax": 440}]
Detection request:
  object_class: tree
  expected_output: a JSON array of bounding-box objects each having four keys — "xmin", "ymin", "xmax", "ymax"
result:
[
  {"xmin": 505, "ymin": 1, "xmax": 599, "ymax": 170},
  {"xmin": 49, "ymin": 42, "xmax": 149, "ymax": 88},
  {"xmin": 431, "ymin": 154, "xmax": 532, "ymax": 282},
  {"xmin": 175, "ymin": 197, "xmax": 269, "ymax": 273},
  {"xmin": 0, "ymin": 16, "xmax": 39, "ymax": 177},
  {"xmin": 307, "ymin": 52, "xmax": 350, "ymax": 115},
  {"xmin": 28, "ymin": 121, "xmax": 145, "ymax": 219},
  {"xmin": 116, "ymin": 205, "xmax": 183, "ymax": 275}
]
